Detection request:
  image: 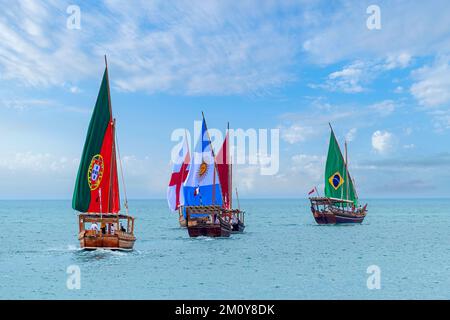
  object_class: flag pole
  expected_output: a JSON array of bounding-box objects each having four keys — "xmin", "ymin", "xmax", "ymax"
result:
[
  {"xmin": 176, "ymin": 129, "xmax": 190, "ymax": 213},
  {"xmin": 235, "ymin": 188, "xmax": 241, "ymax": 211},
  {"xmin": 182, "ymin": 129, "xmax": 190, "ymax": 178},
  {"xmin": 345, "ymin": 140, "xmax": 349, "ymax": 204},
  {"xmin": 104, "ymin": 54, "xmax": 114, "ymax": 214},
  {"xmin": 99, "ymin": 188, "xmax": 103, "ymax": 219}
]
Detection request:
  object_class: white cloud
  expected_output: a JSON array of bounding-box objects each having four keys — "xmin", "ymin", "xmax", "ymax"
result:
[
  {"xmin": 0, "ymin": 1, "xmax": 307, "ymax": 95},
  {"xmin": 345, "ymin": 128, "xmax": 357, "ymax": 142},
  {"xmin": 370, "ymin": 100, "xmax": 396, "ymax": 116},
  {"xmin": 0, "ymin": 1, "xmax": 94, "ymax": 87},
  {"xmin": 234, "ymin": 166, "xmax": 260, "ymax": 191},
  {"xmin": 280, "ymin": 124, "xmax": 315, "ymax": 144},
  {"xmin": 69, "ymin": 86, "xmax": 81, "ymax": 94},
  {"xmin": 101, "ymin": 1, "xmax": 303, "ymax": 95},
  {"xmin": 410, "ymin": 58, "xmax": 450, "ymax": 107},
  {"xmin": 279, "ymin": 98, "xmax": 399, "ymax": 145},
  {"xmin": 120, "ymin": 154, "xmax": 170, "ymax": 196},
  {"xmin": 404, "ymin": 127, "xmax": 413, "ymax": 136},
  {"xmin": 394, "ymin": 86, "xmax": 404, "ymax": 94},
  {"xmin": 429, "ymin": 109, "xmax": 450, "ymax": 131},
  {"xmin": 302, "ymin": 2, "xmax": 450, "ymax": 65},
  {"xmin": 0, "ymin": 152, "xmax": 78, "ymax": 174},
  {"xmin": 232, "ymin": 153, "xmax": 325, "ymax": 197},
  {"xmin": 291, "ymin": 154, "xmax": 324, "ymax": 178},
  {"xmin": 0, "ymin": 99, "xmax": 55, "ymax": 110},
  {"xmin": 315, "ymin": 53, "xmax": 415, "ymax": 94},
  {"xmin": 317, "ymin": 61, "xmax": 366, "ymax": 93},
  {"xmin": 122, "ymin": 155, "xmax": 152, "ymax": 177},
  {"xmin": 1, "ymin": 1, "xmax": 448, "ymax": 99},
  {"xmin": 371, "ymin": 130, "xmax": 393, "ymax": 154},
  {"xmin": 384, "ymin": 53, "xmax": 412, "ymax": 70}
]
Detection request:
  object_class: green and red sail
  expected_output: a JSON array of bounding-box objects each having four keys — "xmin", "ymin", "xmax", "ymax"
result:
[{"xmin": 72, "ymin": 67, "xmax": 120, "ymax": 214}]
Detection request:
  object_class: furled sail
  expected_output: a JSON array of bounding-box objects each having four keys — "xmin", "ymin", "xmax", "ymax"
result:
[
  {"xmin": 72, "ymin": 67, "xmax": 120, "ymax": 214},
  {"xmin": 215, "ymin": 128, "xmax": 230, "ymax": 209},
  {"xmin": 324, "ymin": 128, "xmax": 358, "ymax": 206},
  {"xmin": 183, "ymin": 116, "xmax": 222, "ymax": 206}
]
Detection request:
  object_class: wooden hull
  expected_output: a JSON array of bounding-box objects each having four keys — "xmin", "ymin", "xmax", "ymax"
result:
[
  {"xmin": 78, "ymin": 231, "xmax": 136, "ymax": 251},
  {"xmin": 187, "ymin": 218, "xmax": 231, "ymax": 238},
  {"xmin": 312, "ymin": 207, "xmax": 366, "ymax": 225},
  {"xmin": 179, "ymin": 214, "xmax": 187, "ymax": 228},
  {"xmin": 231, "ymin": 220, "xmax": 246, "ymax": 233}
]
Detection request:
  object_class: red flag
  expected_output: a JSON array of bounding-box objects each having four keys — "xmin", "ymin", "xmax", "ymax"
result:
[
  {"xmin": 308, "ymin": 187, "xmax": 316, "ymax": 195},
  {"xmin": 167, "ymin": 138, "xmax": 190, "ymax": 211},
  {"xmin": 215, "ymin": 130, "xmax": 230, "ymax": 209}
]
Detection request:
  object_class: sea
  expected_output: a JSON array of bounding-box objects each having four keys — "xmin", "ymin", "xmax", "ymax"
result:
[{"xmin": 0, "ymin": 199, "xmax": 448, "ymax": 299}]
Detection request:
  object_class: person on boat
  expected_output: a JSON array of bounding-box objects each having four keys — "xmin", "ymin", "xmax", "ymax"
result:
[
  {"xmin": 101, "ymin": 222, "xmax": 106, "ymax": 235},
  {"xmin": 120, "ymin": 223, "xmax": 126, "ymax": 232},
  {"xmin": 232, "ymin": 214, "xmax": 238, "ymax": 225},
  {"xmin": 109, "ymin": 223, "xmax": 115, "ymax": 235},
  {"xmin": 90, "ymin": 223, "xmax": 99, "ymax": 232}
]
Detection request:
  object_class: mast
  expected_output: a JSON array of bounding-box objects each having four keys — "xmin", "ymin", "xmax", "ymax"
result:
[
  {"xmin": 183, "ymin": 129, "xmax": 191, "ymax": 181},
  {"xmin": 111, "ymin": 119, "xmax": 117, "ymax": 212},
  {"xmin": 345, "ymin": 140, "xmax": 349, "ymax": 204},
  {"xmin": 105, "ymin": 55, "xmax": 114, "ymax": 214},
  {"xmin": 201, "ymin": 112, "xmax": 224, "ymax": 206},
  {"xmin": 228, "ymin": 122, "xmax": 232, "ymax": 210}
]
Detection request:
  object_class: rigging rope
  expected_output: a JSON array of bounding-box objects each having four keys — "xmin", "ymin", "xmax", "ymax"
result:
[{"xmin": 115, "ymin": 123, "xmax": 129, "ymax": 216}]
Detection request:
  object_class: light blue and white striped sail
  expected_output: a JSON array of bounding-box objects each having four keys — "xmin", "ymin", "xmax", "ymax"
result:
[{"xmin": 182, "ymin": 118, "xmax": 222, "ymax": 207}]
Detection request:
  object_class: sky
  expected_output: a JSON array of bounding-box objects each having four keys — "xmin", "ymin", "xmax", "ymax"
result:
[{"xmin": 0, "ymin": 0, "xmax": 450, "ymax": 200}]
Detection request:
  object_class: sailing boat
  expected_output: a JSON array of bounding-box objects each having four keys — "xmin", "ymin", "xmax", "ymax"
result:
[
  {"xmin": 180, "ymin": 113, "xmax": 232, "ymax": 237},
  {"xmin": 72, "ymin": 57, "xmax": 136, "ymax": 250},
  {"xmin": 215, "ymin": 123, "xmax": 245, "ymax": 233},
  {"xmin": 309, "ymin": 124, "xmax": 368, "ymax": 224}
]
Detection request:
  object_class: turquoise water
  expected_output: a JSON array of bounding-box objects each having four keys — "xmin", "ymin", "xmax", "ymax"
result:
[{"xmin": 0, "ymin": 199, "xmax": 449, "ymax": 299}]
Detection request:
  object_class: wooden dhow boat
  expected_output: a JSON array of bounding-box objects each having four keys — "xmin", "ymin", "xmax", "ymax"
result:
[
  {"xmin": 180, "ymin": 113, "xmax": 232, "ymax": 237},
  {"xmin": 185, "ymin": 205, "xmax": 231, "ymax": 237},
  {"xmin": 72, "ymin": 57, "xmax": 136, "ymax": 250},
  {"xmin": 309, "ymin": 124, "xmax": 368, "ymax": 225}
]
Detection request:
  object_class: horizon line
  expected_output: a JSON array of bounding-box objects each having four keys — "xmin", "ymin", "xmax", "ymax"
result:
[{"xmin": 1, "ymin": 197, "xmax": 450, "ymax": 201}]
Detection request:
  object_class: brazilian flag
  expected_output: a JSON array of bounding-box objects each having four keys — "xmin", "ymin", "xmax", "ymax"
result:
[{"xmin": 324, "ymin": 129, "xmax": 358, "ymax": 206}]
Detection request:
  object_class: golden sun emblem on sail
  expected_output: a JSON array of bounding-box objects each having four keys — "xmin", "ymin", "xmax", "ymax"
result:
[
  {"xmin": 197, "ymin": 161, "xmax": 209, "ymax": 180},
  {"xmin": 87, "ymin": 154, "xmax": 104, "ymax": 191},
  {"xmin": 328, "ymin": 171, "xmax": 344, "ymax": 190}
]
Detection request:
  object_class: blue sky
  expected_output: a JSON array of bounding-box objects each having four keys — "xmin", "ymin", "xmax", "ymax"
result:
[{"xmin": 0, "ymin": 0, "xmax": 450, "ymax": 199}]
